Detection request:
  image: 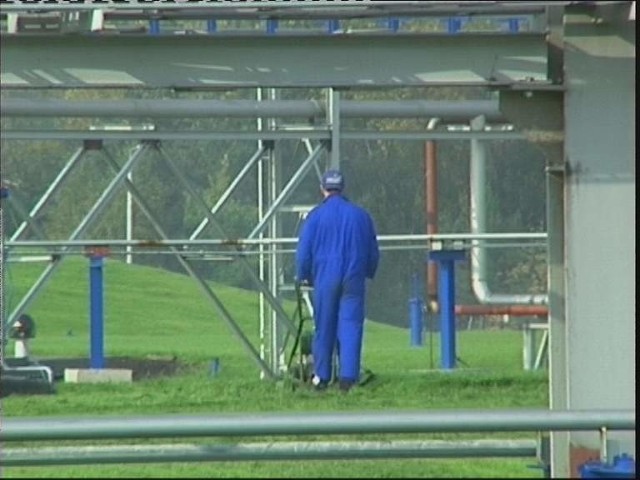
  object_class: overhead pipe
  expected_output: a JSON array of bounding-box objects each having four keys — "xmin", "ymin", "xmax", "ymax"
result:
[
  {"xmin": 469, "ymin": 116, "xmax": 548, "ymax": 306},
  {"xmin": 0, "ymin": 98, "xmax": 506, "ymax": 122}
]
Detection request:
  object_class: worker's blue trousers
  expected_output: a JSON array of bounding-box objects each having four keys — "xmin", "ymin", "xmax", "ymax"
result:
[{"xmin": 312, "ymin": 273, "xmax": 366, "ymax": 383}]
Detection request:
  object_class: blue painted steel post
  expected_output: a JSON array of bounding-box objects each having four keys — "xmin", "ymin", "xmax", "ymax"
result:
[
  {"xmin": 388, "ymin": 18, "xmax": 400, "ymax": 33},
  {"xmin": 327, "ymin": 19, "xmax": 340, "ymax": 34},
  {"xmin": 447, "ymin": 18, "xmax": 462, "ymax": 34},
  {"xmin": 266, "ymin": 19, "xmax": 278, "ymax": 35},
  {"xmin": 149, "ymin": 19, "xmax": 160, "ymax": 35},
  {"xmin": 206, "ymin": 19, "xmax": 217, "ymax": 34},
  {"xmin": 508, "ymin": 18, "xmax": 520, "ymax": 33},
  {"xmin": 409, "ymin": 273, "xmax": 424, "ymax": 347},
  {"xmin": 89, "ymin": 255, "xmax": 105, "ymax": 369},
  {"xmin": 427, "ymin": 250, "xmax": 466, "ymax": 370}
]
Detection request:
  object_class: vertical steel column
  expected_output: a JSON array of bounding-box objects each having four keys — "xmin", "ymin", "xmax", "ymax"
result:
[
  {"xmin": 548, "ymin": 163, "xmax": 569, "ymax": 477},
  {"xmin": 125, "ymin": 169, "xmax": 133, "ymax": 264},
  {"xmin": 328, "ymin": 88, "xmax": 341, "ymax": 170},
  {"xmin": 266, "ymin": 87, "xmax": 282, "ymax": 374},
  {"xmin": 89, "ymin": 255, "xmax": 105, "ymax": 370},
  {"xmin": 257, "ymin": 88, "xmax": 268, "ymax": 379},
  {"xmin": 428, "ymin": 249, "xmax": 466, "ymax": 370},
  {"xmin": 0, "ymin": 190, "xmax": 6, "ymax": 363}
]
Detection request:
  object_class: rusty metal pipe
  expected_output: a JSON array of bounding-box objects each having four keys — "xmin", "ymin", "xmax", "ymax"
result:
[{"xmin": 454, "ymin": 304, "xmax": 548, "ymax": 317}]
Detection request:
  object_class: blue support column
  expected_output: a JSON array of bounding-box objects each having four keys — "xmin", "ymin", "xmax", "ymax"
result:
[
  {"xmin": 427, "ymin": 249, "xmax": 466, "ymax": 370},
  {"xmin": 266, "ymin": 19, "xmax": 278, "ymax": 35},
  {"xmin": 206, "ymin": 19, "xmax": 217, "ymax": 34},
  {"xmin": 327, "ymin": 19, "xmax": 340, "ymax": 34},
  {"xmin": 446, "ymin": 17, "xmax": 462, "ymax": 34},
  {"xmin": 89, "ymin": 255, "xmax": 105, "ymax": 370},
  {"xmin": 409, "ymin": 273, "xmax": 424, "ymax": 347},
  {"xmin": 508, "ymin": 18, "xmax": 520, "ymax": 33},
  {"xmin": 149, "ymin": 19, "xmax": 160, "ymax": 35}
]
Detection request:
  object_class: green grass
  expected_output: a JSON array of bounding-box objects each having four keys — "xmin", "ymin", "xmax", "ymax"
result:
[{"xmin": 2, "ymin": 257, "xmax": 548, "ymax": 478}]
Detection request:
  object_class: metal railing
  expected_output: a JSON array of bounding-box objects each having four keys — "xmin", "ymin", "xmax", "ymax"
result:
[{"xmin": 1, "ymin": 409, "xmax": 634, "ymax": 467}]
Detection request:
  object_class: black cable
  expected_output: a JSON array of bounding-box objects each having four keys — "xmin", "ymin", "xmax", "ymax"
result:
[{"xmin": 286, "ymin": 282, "xmax": 308, "ymax": 372}]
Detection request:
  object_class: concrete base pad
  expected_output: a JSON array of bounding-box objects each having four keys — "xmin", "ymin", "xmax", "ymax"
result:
[{"xmin": 64, "ymin": 368, "xmax": 133, "ymax": 384}]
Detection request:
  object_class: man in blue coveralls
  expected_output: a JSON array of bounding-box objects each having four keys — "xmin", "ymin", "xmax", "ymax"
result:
[{"xmin": 295, "ymin": 169, "xmax": 379, "ymax": 392}]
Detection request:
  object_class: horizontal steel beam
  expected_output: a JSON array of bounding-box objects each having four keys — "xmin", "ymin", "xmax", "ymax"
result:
[
  {"xmin": 0, "ymin": 440, "xmax": 538, "ymax": 467},
  {"xmin": 1, "ymin": 409, "xmax": 633, "ymax": 442},
  {"xmin": 0, "ymin": 2, "xmax": 556, "ymax": 15},
  {"xmin": 0, "ymin": 130, "xmax": 526, "ymax": 141},
  {"xmin": 4, "ymin": 233, "xmax": 548, "ymax": 250},
  {"xmin": 0, "ymin": 99, "xmax": 506, "ymax": 121},
  {"xmin": 0, "ymin": 33, "xmax": 549, "ymax": 89}
]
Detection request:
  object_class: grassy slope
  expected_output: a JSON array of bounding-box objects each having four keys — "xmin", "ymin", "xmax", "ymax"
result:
[{"xmin": 2, "ymin": 257, "xmax": 548, "ymax": 478}]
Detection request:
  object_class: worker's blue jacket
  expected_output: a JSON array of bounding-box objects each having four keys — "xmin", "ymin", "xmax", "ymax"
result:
[{"xmin": 295, "ymin": 194, "xmax": 379, "ymax": 383}]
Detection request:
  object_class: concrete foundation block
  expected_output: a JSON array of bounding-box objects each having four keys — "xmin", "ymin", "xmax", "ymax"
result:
[{"xmin": 64, "ymin": 368, "xmax": 133, "ymax": 384}]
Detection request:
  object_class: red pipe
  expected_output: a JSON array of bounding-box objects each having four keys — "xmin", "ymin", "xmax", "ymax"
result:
[
  {"xmin": 424, "ymin": 136, "xmax": 547, "ymax": 319},
  {"xmin": 454, "ymin": 304, "xmax": 548, "ymax": 317},
  {"xmin": 425, "ymin": 140, "xmax": 438, "ymax": 306}
]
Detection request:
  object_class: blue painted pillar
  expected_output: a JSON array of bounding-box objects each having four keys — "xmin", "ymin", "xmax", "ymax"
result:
[
  {"xmin": 266, "ymin": 19, "xmax": 278, "ymax": 34},
  {"xmin": 327, "ymin": 19, "xmax": 340, "ymax": 34},
  {"xmin": 409, "ymin": 273, "xmax": 424, "ymax": 346},
  {"xmin": 447, "ymin": 17, "xmax": 462, "ymax": 34},
  {"xmin": 207, "ymin": 19, "xmax": 217, "ymax": 34},
  {"xmin": 149, "ymin": 19, "xmax": 160, "ymax": 35},
  {"xmin": 427, "ymin": 249, "xmax": 466, "ymax": 370},
  {"xmin": 89, "ymin": 255, "xmax": 105, "ymax": 369}
]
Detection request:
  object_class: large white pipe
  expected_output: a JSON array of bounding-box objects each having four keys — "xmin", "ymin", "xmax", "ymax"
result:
[{"xmin": 469, "ymin": 116, "xmax": 548, "ymax": 306}]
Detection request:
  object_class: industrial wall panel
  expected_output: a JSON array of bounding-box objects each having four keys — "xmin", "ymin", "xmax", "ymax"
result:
[{"xmin": 561, "ymin": 9, "xmax": 635, "ymax": 477}]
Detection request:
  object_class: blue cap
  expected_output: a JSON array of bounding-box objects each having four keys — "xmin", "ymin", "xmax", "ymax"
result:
[{"xmin": 321, "ymin": 169, "xmax": 344, "ymax": 191}]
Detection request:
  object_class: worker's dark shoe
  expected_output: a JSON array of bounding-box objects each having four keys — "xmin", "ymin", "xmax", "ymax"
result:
[
  {"xmin": 338, "ymin": 379, "xmax": 356, "ymax": 393},
  {"xmin": 311, "ymin": 375, "xmax": 329, "ymax": 392}
]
